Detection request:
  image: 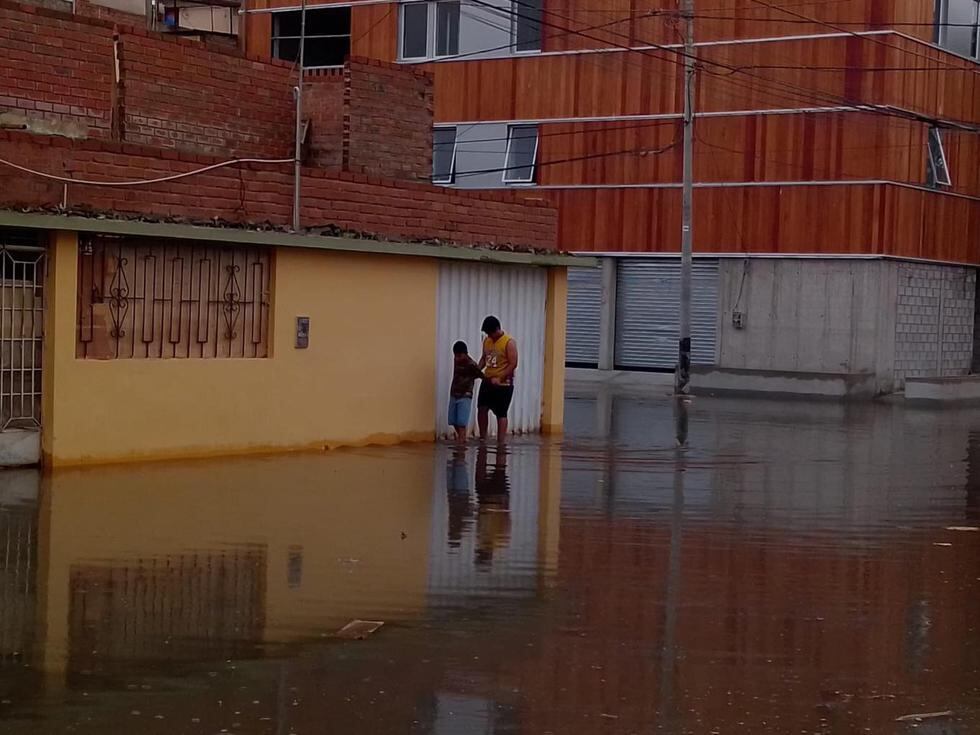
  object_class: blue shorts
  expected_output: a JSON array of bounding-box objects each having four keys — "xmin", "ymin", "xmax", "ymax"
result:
[{"xmin": 448, "ymin": 396, "xmax": 472, "ymax": 428}]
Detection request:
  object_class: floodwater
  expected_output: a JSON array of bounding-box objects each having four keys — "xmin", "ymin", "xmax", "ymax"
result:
[{"xmin": 1, "ymin": 384, "xmax": 979, "ymax": 734}]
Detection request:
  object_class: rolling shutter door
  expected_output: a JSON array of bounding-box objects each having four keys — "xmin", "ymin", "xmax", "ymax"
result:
[
  {"xmin": 614, "ymin": 259, "xmax": 718, "ymax": 370},
  {"xmin": 565, "ymin": 266, "xmax": 602, "ymax": 366}
]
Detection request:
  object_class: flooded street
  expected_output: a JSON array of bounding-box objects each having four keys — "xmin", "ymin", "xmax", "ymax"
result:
[{"xmin": 1, "ymin": 385, "xmax": 978, "ymax": 734}]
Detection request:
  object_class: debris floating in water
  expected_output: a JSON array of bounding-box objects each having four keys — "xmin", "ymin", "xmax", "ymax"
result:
[
  {"xmin": 945, "ymin": 526, "xmax": 979, "ymax": 532},
  {"xmin": 336, "ymin": 620, "xmax": 385, "ymax": 640},
  {"xmin": 895, "ymin": 711, "xmax": 953, "ymax": 723},
  {"xmin": 933, "ymin": 542, "xmax": 953, "ymax": 547}
]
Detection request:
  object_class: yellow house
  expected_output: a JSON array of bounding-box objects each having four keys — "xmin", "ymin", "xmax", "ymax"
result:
[{"xmin": 0, "ymin": 213, "xmax": 588, "ymax": 468}]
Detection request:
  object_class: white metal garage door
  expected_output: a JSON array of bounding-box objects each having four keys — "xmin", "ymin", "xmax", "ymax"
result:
[
  {"xmin": 565, "ymin": 265, "xmax": 602, "ymax": 366},
  {"xmin": 615, "ymin": 259, "xmax": 719, "ymax": 370},
  {"xmin": 435, "ymin": 262, "xmax": 547, "ymax": 438}
]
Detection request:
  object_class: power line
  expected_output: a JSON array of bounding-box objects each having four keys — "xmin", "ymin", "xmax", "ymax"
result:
[
  {"xmin": 489, "ymin": 0, "xmax": 980, "ymax": 132},
  {"xmin": 436, "ymin": 118, "xmax": 679, "ymax": 147},
  {"xmin": 451, "ymin": 137, "xmax": 681, "ymax": 179}
]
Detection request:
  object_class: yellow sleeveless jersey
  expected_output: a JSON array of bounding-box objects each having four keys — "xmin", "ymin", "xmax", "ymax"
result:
[{"xmin": 482, "ymin": 334, "xmax": 513, "ymax": 384}]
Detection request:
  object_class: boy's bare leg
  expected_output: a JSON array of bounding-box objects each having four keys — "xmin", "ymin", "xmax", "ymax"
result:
[
  {"xmin": 478, "ymin": 407, "xmax": 490, "ymax": 439},
  {"xmin": 496, "ymin": 417, "xmax": 508, "ymax": 441},
  {"xmin": 454, "ymin": 426, "xmax": 467, "ymax": 443}
]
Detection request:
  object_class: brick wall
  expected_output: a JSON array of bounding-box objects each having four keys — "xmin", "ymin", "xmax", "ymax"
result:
[
  {"xmin": 1, "ymin": 3, "xmax": 437, "ymax": 180},
  {"xmin": 343, "ymin": 58, "xmax": 433, "ymax": 183},
  {"xmin": 117, "ymin": 28, "xmax": 296, "ymax": 158},
  {"xmin": 74, "ymin": 0, "xmax": 144, "ymax": 27},
  {"xmin": 304, "ymin": 71, "xmax": 345, "ymax": 168},
  {"xmin": 894, "ymin": 263, "xmax": 976, "ymax": 383},
  {"xmin": 0, "ymin": 2, "xmax": 115, "ymax": 138},
  {"xmin": 0, "ymin": 131, "xmax": 558, "ymax": 250}
]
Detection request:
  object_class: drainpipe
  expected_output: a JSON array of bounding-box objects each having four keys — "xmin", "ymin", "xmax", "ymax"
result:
[{"xmin": 291, "ymin": 0, "xmax": 306, "ymax": 232}]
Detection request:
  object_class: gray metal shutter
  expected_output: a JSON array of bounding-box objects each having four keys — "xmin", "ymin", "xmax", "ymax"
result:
[
  {"xmin": 565, "ymin": 266, "xmax": 602, "ymax": 366},
  {"xmin": 615, "ymin": 259, "xmax": 718, "ymax": 369}
]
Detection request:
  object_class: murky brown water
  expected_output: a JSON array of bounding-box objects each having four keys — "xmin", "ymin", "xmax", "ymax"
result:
[{"xmin": 1, "ymin": 385, "xmax": 978, "ymax": 734}]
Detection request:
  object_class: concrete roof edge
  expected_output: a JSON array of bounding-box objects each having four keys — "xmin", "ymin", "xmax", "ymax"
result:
[{"xmin": 0, "ymin": 211, "xmax": 596, "ymax": 268}]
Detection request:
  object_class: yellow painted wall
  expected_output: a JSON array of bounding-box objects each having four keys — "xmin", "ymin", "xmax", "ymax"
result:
[
  {"xmin": 541, "ymin": 267, "xmax": 568, "ymax": 434},
  {"xmin": 43, "ymin": 232, "xmax": 440, "ymax": 466}
]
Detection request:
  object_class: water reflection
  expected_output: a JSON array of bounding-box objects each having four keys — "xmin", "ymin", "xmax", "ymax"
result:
[{"xmin": 0, "ymin": 386, "xmax": 977, "ymax": 733}]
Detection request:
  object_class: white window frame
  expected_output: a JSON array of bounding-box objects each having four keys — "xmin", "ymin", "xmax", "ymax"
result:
[
  {"xmin": 927, "ymin": 126, "xmax": 952, "ymax": 187},
  {"xmin": 935, "ymin": 0, "xmax": 980, "ymax": 59},
  {"xmin": 398, "ymin": 0, "xmax": 460, "ymax": 61},
  {"xmin": 510, "ymin": 0, "xmax": 543, "ymax": 54},
  {"xmin": 271, "ymin": 6, "xmax": 353, "ymax": 70},
  {"xmin": 432, "ymin": 126, "xmax": 458, "ymax": 185},
  {"xmin": 502, "ymin": 124, "xmax": 539, "ymax": 184}
]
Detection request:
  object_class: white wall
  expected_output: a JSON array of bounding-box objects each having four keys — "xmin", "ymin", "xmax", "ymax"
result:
[{"xmin": 435, "ymin": 262, "xmax": 547, "ymax": 437}]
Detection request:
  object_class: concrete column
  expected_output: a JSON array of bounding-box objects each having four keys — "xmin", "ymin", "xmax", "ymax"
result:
[{"xmin": 598, "ymin": 257, "xmax": 618, "ymax": 371}]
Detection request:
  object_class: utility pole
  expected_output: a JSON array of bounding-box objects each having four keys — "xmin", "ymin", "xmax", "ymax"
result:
[
  {"xmin": 292, "ymin": 0, "xmax": 307, "ymax": 231},
  {"xmin": 675, "ymin": 0, "xmax": 695, "ymax": 395}
]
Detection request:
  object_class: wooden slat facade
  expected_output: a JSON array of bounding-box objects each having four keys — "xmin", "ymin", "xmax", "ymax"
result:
[
  {"xmin": 548, "ymin": 184, "xmax": 979, "ymax": 262},
  {"xmin": 238, "ymin": 0, "xmax": 979, "ymax": 264},
  {"xmin": 542, "ymin": 0, "xmax": 936, "ymax": 51},
  {"xmin": 538, "ymin": 113, "xmax": 980, "ymax": 198},
  {"xmin": 430, "ymin": 35, "xmax": 980, "ymax": 126}
]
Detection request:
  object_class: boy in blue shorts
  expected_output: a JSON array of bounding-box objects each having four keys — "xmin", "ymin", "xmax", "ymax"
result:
[{"xmin": 449, "ymin": 341, "xmax": 484, "ymax": 443}]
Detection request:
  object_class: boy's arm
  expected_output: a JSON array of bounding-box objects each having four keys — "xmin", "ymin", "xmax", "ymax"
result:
[
  {"xmin": 498, "ymin": 340, "xmax": 518, "ymax": 382},
  {"xmin": 467, "ymin": 358, "xmax": 486, "ymax": 380}
]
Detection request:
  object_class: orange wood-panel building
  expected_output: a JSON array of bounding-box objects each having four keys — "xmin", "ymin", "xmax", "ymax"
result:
[{"xmin": 241, "ymin": 0, "xmax": 979, "ymax": 388}]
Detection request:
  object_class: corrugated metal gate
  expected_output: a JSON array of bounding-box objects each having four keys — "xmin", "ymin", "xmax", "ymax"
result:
[
  {"xmin": 565, "ymin": 265, "xmax": 602, "ymax": 366},
  {"xmin": 436, "ymin": 262, "xmax": 547, "ymax": 437},
  {"xmin": 0, "ymin": 230, "xmax": 45, "ymax": 453},
  {"xmin": 615, "ymin": 259, "xmax": 719, "ymax": 370}
]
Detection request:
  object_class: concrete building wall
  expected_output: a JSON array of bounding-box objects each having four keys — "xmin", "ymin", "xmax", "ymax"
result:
[
  {"xmin": 716, "ymin": 258, "xmax": 898, "ymax": 391},
  {"xmin": 715, "ymin": 258, "xmax": 976, "ymax": 393},
  {"xmin": 894, "ymin": 262, "xmax": 976, "ymax": 384}
]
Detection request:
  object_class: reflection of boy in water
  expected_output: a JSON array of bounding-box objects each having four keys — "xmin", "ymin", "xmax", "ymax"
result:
[
  {"xmin": 474, "ymin": 444, "xmax": 511, "ymax": 567},
  {"xmin": 446, "ymin": 447, "xmax": 473, "ymax": 548}
]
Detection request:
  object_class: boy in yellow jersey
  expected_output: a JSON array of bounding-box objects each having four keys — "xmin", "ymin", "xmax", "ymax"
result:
[{"xmin": 477, "ymin": 316, "xmax": 519, "ymax": 440}]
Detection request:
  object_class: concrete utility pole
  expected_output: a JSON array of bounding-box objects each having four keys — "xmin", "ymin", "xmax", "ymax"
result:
[
  {"xmin": 292, "ymin": 0, "xmax": 307, "ymax": 231},
  {"xmin": 675, "ymin": 0, "xmax": 695, "ymax": 395}
]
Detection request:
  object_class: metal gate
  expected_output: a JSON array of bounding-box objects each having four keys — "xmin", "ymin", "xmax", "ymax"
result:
[
  {"xmin": 435, "ymin": 262, "xmax": 547, "ymax": 437},
  {"xmin": 0, "ymin": 230, "xmax": 45, "ymax": 438},
  {"xmin": 615, "ymin": 259, "xmax": 719, "ymax": 370},
  {"xmin": 565, "ymin": 265, "xmax": 602, "ymax": 366}
]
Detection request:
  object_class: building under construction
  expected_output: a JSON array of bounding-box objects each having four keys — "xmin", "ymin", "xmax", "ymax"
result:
[{"xmin": 0, "ymin": 0, "xmax": 578, "ymax": 466}]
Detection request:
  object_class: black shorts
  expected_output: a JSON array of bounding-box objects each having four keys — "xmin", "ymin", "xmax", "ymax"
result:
[{"xmin": 478, "ymin": 383, "xmax": 514, "ymax": 418}]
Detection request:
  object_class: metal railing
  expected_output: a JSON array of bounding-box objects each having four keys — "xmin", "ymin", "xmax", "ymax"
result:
[{"xmin": 0, "ymin": 230, "xmax": 45, "ymax": 432}]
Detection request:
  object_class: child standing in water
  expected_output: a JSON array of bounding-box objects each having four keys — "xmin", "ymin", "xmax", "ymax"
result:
[{"xmin": 448, "ymin": 341, "xmax": 484, "ymax": 443}]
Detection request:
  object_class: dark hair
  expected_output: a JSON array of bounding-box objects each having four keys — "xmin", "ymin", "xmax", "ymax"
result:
[
  {"xmin": 481, "ymin": 316, "xmax": 501, "ymax": 334},
  {"xmin": 452, "ymin": 340, "xmax": 468, "ymax": 355}
]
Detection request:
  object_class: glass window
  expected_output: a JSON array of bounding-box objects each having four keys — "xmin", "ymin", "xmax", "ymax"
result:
[
  {"xmin": 432, "ymin": 127, "xmax": 457, "ymax": 184},
  {"xmin": 272, "ymin": 7, "xmax": 351, "ymax": 68},
  {"xmin": 503, "ymin": 125, "xmax": 539, "ymax": 183},
  {"xmin": 400, "ymin": 1, "xmax": 460, "ymax": 59},
  {"xmin": 401, "ymin": 2, "xmax": 430, "ymax": 58},
  {"xmin": 936, "ymin": 0, "xmax": 980, "ymax": 58},
  {"xmin": 513, "ymin": 0, "xmax": 543, "ymax": 52},
  {"xmin": 435, "ymin": 1, "xmax": 460, "ymax": 56},
  {"xmin": 927, "ymin": 127, "xmax": 952, "ymax": 187}
]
